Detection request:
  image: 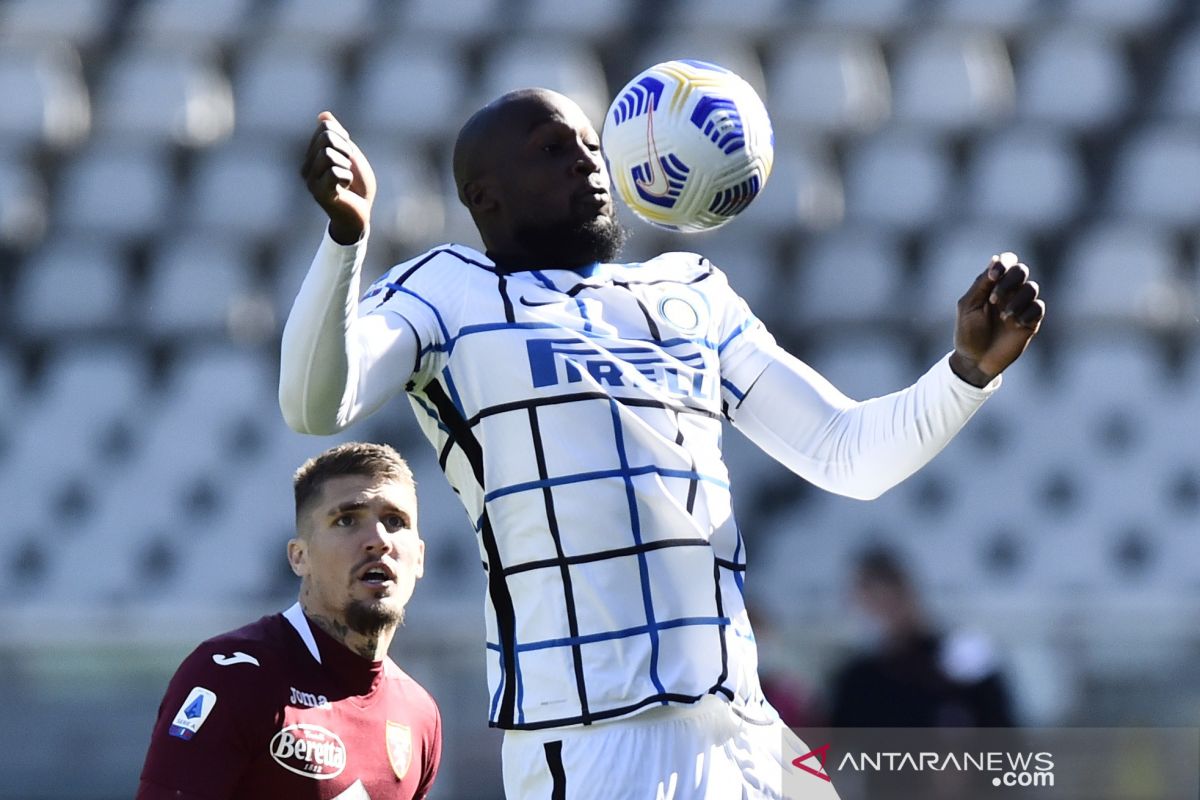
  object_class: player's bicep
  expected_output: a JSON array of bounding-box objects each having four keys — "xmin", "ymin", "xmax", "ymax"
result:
[{"xmin": 345, "ymin": 311, "xmax": 422, "ymax": 422}]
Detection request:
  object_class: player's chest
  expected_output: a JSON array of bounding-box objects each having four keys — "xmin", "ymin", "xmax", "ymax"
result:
[{"xmin": 245, "ymin": 690, "xmax": 424, "ymax": 798}]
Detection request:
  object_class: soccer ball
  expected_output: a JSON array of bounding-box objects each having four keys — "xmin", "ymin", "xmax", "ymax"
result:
[{"xmin": 602, "ymin": 60, "xmax": 774, "ymax": 233}]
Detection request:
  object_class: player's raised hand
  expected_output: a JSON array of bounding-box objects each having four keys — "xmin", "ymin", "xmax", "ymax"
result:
[
  {"xmin": 301, "ymin": 111, "xmax": 376, "ymax": 245},
  {"xmin": 949, "ymin": 252, "xmax": 1045, "ymax": 387}
]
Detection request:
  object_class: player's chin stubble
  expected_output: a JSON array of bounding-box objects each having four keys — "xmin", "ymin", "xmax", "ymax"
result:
[
  {"xmin": 512, "ymin": 212, "xmax": 627, "ymax": 266},
  {"xmin": 345, "ymin": 598, "xmax": 404, "ymax": 637}
]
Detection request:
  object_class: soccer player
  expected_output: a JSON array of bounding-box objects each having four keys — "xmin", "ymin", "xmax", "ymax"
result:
[
  {"xmin": 279, "ymin": 90, "xmax": 1044, "ymax": 799},
  {"xmin": 137, "ymin": 442, "xmax": 441, "ymax": 799}
]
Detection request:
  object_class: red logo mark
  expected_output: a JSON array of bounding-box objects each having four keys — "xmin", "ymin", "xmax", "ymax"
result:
[{"xmin": 792, "ymin": 743, "xmax": 832, "ymax": 782}]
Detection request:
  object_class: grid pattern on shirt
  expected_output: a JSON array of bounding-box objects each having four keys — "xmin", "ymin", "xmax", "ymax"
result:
[{"xmin": 362, "ymin": 245, "xmax": 773, "ymax": 729}]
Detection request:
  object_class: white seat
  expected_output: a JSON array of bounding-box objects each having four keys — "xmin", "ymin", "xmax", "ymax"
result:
[
  {"xmin": 1055, "ymin": 222, "xmax": 1185, "ymax": 329},
  {"xmin": 891, "ymin": 30, "xmax": 1015, "ymax": 133},
  {"xmin": 1054, "ymin": 0, "xmax": 1174, "ymax": 34},
  {"xmin": 128, "ymin": 0, "xmax": 254, "ymax": 48},
  {"xmin": 933, "ymin": 0, "xmax": 1044, "ymax": 34},
  {"xmin": 12, "ymin": 236, "xmax": 128, "ymax": 333},
  {"xmin": 354, "ymin": 135, "xmax": 447, "ymax": 250},
  {"xmin": 730, "ymin": 140, "xmax": 844, "ymax": 236},
  {"xmin": 57, "ymin": 141, "xmax": 174, "ymax": 239},
  {"xmin": 261, "ymin": 0, "xmax": 374, "ymax": 47},
  {"xmin": 518, "ymin": 0, "xmax": 634, "ymax": 38},
  {"xmin": 1017, "ymin": 28, "xmax": 1132, "ymax": 131},
  {"xmin": 694, "ymin": 236, "xmax": 783, "ymax": 324},
  {"xmin": 0, "ymin": 153, "xmax": 48, "ymax": 249},
  {"xmin": 676, "ymin": 0, "xmax": 795, "ymax": 37},
  {"xmin": 0, "ymin": 346, "xmax": 24, "ymax": 420},
  {"xmin": 184, "ymin": 142, "xmax": 295, "ymax": 238},
  {"xmin": 843, "ymin": 131, "xmax": 954, "ymax": 230},
  {"xmin": 232, "ymin": 47, "xmax": 341, "ymax": 141},
  {"xmin": 477, "ymin": 40, "xmax": 609, "ymax": 127},
  {"xmin": 766, "ymin": 32, "xmax": 890, "ymax": 137},
  {"xmin": 917, "ymin": 222, "xmax": 1034, "ymax": 329},
  {"xmin": 0, "ymin": 45, "xmax": 90, "ymax": 150},
  {"xmin": 1159, "ymin": 27, "xmax": 1200, "ymax": 120},
  {"xmin": 965, "ymin": 128, "xmax": 1084, "ymax": 230},
  {"xmin": 94, "ymin": 47, "xmax": 233, "ymax": 146},
  {"xmin": 393, "ymin": 0, "xmax": 504, "ymax": 42},
  {"xmin": 0, "ymin": 0, "xmax": 115, "ymax": 47},
  {"xmin": 808, "ymin": 0, "xmax": 915, "ymax": 34},
  {"xmin": 802, "ymin": 333, "xmax": 915, "ymax": 402},
  {"xmin": 793, "ymin": 227, "xmax": 906, "ymax": 326},
  {"xmin": 1109, "ymin": 124, "xmax": 1200, "ymax": 227},
  {"xmin": 143, "ymin": 234, "xmax": 258, "ymax": 336},
  {"xmin": 353, "ymin": 41, "xmax": 470, "ymax": 142},
  {"xmin": 636, "ymin": 35, "xmax": 768, "ymax": 99}
]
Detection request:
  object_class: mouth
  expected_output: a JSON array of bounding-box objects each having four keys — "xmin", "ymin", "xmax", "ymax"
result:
[
  {"xmin": 574, "ymin": 184, "xmax": 612, "ymax": 213},
  {"xmin": 356, "ymin": 561, "xmax": 397, "ymax": 588}
]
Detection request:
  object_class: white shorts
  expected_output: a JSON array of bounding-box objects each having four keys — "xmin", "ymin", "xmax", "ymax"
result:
[{"xmin": 501, "ymin": 696, "xmax": 842, "ymax": 800}]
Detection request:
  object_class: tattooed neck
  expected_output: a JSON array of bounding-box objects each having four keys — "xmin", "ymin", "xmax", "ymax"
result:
[{"xmin": 304, "ymin": 610, "xmax": 386, "ymax": 661}]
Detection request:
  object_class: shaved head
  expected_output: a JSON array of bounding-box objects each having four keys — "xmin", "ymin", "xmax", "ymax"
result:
[{"xmin": 450, "ymin": 88, "xmax": 625, "ymax": 268}]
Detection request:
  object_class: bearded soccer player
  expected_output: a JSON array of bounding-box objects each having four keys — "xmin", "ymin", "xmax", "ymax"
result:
[
  {"xmin": 279, "ymin": 90, "xmax": 1044, "ymax": 799},
  {"xmin": 137, "ymin": 443, "xmax": 441, "ymax": 799}
]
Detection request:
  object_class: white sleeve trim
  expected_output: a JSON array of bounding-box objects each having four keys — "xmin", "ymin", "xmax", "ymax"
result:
[{"xmin": 730, "ymin": 350, "xmax": 1000, "ymax": 500}]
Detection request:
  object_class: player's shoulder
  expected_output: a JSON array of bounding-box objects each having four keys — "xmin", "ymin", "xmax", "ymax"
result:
[
  {"xmin": 380, "ymin": 243, "xmax": 494, "ymax": 285},
  {"xmin": 174, "ymin": 613, "xmax": 290, "ymax": 687},
  {"xmin": 634, "ymin": 251, "xmax": 724, "ymax": 285},
  {"xmin": 383, "ymin": 660, "xmax": 440, "ymax": 714}
]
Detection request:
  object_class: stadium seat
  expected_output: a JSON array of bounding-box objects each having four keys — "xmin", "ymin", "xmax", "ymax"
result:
[
  {"xmin": 1108, "ymin": 124, "xmax": 1200, "ymax": 227},
  {"xmin": 1055, "ymin": 222, "xmax": 1185, "ymax": 330},
  {"xmin": 477, "ymin": 39, "xmax": 609, "ymax": 128},
  {"xmin": 0, "ymin": 153, "xmax": 48, "ymax": 249},
  {"xmin": 933, "ymin": 0, "xmax": 1044, "ymax": 34},
  {"xmin": 0, "ymin": 45, "xmax": 90, "ymax": 150},
  {"xmin": 1016, "ymin": 28, "xmax": 1132, "ymax": 131},
  {"xmin": 0, "ymin": 0, "xmax": 115, "ymax": 47},
  {"xmin": 1158, "ymin": 27, "xmax": 1200, "ymax": 120},
  {"xmin": 127, "ymin": 0, "xmax": 254, "ymax": 48},
  {"xmin": 354, "ymin": 135, "xmax": 447, "ymax": 251},
  {"xmin": 1055, "ymin": 0, "xmax": 1174, "ymax": 35},
  {"xmin": 93, "ymin": 46, "xmax": 234, "ymax": 147},
  {"xmin": 676, "ymin": 0, "xmax": 795, "ymax": 38},
  {"xmin": 792, "ymin": 226, "xmax": 907, "ymax": 327},
  {"xmin": 766, "ymin": 31, "xmax": 891, "ymax": 137},
  {"xmin": 733, "ymin": 141, "xmax": 844, "ymax": 237},
  {"xmin": 636, "ymin": 33, "xmax": 767, "ymax": 98},
  {"xmin": 518, "ymin": 0, "xmax": 634, "ymax": 39},
  {"xmin": 184, "ymin": 142, "xmax": 295, "ymax": 239},
  {"xmin": 964, "ymin": 127, "xmax": 1085, "ymax": 230},
  {"xmin": 11, "ymin": 236, "xmax": 129, "ymax": 334},
  {"xmin": 353, "ymin": 41, "xmax": 470, "ymax": 143},
  {"xmin": 231, "ymin": 46, "xmax": 342, "ymax": 141},
  {"xmin": 802, "ymin": 333, "xmax": 915, "ymax": 401},
  {"xmin": 392, "ymin": 0, "xmax": 505, "ymax": 42},
  {"xmin": 142, "ymin": 234, "xmax": 259, "ymax": 337},
  {"xmin": 843, "ymin": 131, "xmax": 955, "ymax": 230},
  {"xmin": 260, "ymin": 0, "xmax": 374, "ymax": 48},
  {"xmin": 916, "ymin": 222, "xmax": 1034, "ymax": 330},
  {"xmin": 0, "ymin": 346, "xmax": 23, "ymax": 418},
  {"xmin": 891, "ymin": 29, "xmax": 1015, "ymax": 134},
  {"xmin": 56, "ymin": 140, "xmax": 174, "ymax": 239},
  {"xmin": 691, "ymin": 234, "xmax": 784, "ymax": 325},
  {"xmin": 808, "ymin": 0, "xmax": 916, "ymax": 34}
]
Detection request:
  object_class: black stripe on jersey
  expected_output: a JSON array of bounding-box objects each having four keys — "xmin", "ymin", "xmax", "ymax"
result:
[
  {"xmin": 468, "ymin": 391, "xmax": 720, "ymax": 427},
  {"xmin": 378, "ymin": 246, "xmax": 483, "ymax": 303},
  {"xmin": 708, "ymin": 556, "xmax": 732, "ymax": 701},
  {"xmin": 425, "ymin": 380, "xmax": 520, "ymax": 726},
  {"xmin": 503, "ymin": 537, "xmax": 711, "ymax": 577},
  {"xmin": 498, "ymin": 691, "xmax": 707, "ymax": 731},
  {"xmin": 627, "ymin": 289, "xmax": 661, "ymax": 340},
  {"xmin": 545, "ymin": 741, "xmax": 567, "ymax": 800},
  {"xmin": 528, "ymin": 406, "xmax": 592, "ymax": 723},
  {"xmin": 714, "ymin": 557, "xmax": 747, "ymax": 572},
  {"xmin": 555, "ymin": 266, "xmax": 716, "ymax": 297},
  {"xmin": 497, "ymin": 272, "xmax": 516, "ymax": 324}
]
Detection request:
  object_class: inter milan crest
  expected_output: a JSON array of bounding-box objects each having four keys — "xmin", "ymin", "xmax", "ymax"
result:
[{"xmin": 386, "ymin": 721, "xmax": 412, "ymax": 780}]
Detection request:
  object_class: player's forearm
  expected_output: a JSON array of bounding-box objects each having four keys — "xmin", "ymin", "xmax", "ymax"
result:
[
  {"xmin": 279, "ymin": 229, "xmax": 369, "ymax": 434},
  {"xmin": 733, "ymin": 351, "xmax": 1000, "ymax": 500}
]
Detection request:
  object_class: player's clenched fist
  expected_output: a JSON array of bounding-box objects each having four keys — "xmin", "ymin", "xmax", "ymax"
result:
[
  {"xmin": 301, "ymin": 111, "xmax": 376, "ymax": 245},
  {"xmin": 949, "ymin": 252, "xmax": 1045, "ymax": 388}
]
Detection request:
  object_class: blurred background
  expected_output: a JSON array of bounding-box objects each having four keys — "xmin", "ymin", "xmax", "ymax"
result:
[{"xmin": 0, "ymin": 0, "xmax": 1197, "ymax": 796}]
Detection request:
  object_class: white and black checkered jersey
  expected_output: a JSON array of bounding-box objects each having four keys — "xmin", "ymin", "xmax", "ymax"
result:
[{"xmin": 359, "ymin": 244, "xmax": 777, "ymax": 730}]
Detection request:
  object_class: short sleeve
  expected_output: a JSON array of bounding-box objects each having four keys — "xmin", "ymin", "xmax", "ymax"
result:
[
  {"xmin": 415, "ymin": 700, "xmax": 443, "ymax": 799},
  {"xmin": 137, "ymin": 646, "xmax": 271, "ymax": 799},
  {"xmin": 707, "ymin": 263, "xmax": 780, "ymax": 415}
]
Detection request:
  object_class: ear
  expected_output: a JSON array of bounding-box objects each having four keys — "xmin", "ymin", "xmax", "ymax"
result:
[
  {"xmin": 463, "ymin": 178, "xmax": 498, "ymax": 213},
  {"xmin": 287, "ymin": 537, "xmax": 309, "ymax": 578}
]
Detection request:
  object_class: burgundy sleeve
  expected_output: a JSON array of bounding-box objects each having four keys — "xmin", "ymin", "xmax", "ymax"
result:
[
  {"xmin": 415, "ymin": 699, "xmax": 443, "ymax": 800},
  {"xmin": 137, "ymin": 646, "xmax": 269, "ymax": 799}
]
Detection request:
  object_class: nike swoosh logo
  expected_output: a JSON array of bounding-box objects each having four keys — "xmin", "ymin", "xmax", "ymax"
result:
[
  {"xmin": 635, "ymin": 102, "xmax": 671, "ymax": 197},
  {"xmin": 519, "ymin": 296, "xmax": 559, "ymax": 307},
  {"xmin": 212, "ymin": 651, "xmax": 260, "ymax": 667}
]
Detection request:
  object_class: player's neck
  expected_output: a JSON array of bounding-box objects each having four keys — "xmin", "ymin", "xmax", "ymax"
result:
[{"xmin": 301, "ymin": 602, "xmax": 395, "ymax": 662}]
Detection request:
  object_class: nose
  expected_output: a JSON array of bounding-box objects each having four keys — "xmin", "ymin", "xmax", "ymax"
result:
[
  {"xmin": 571, "ymin": 143, "xmax": 602, "ymax": 177},
  {"xmin": 364, "ymin": 520, "xmax": 396, "ymax": 555}
]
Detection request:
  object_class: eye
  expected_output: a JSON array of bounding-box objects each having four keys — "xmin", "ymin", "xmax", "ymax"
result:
[
  {"xmin": 333, "ymin": 514, "xmax": 355, "ymax": 528},
  {"xmin": 585, "ymin": 140, "xmax": 601, "ymax": 152},
  {"xmin": 383, "ymin": 514, "xmax": 409, "ymax": 532},
  {"xmin": 541, "ymin": 141, "xmax": 562, "ymax": 154}
]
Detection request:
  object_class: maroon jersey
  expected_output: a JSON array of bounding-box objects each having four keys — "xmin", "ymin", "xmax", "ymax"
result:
[{"xmin": 138, "ymin": 603, "xmax": 441, "ymax": 799}]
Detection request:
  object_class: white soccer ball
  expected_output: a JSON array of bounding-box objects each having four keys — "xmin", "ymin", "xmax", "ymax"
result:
[{"xmin": 602, "ymin": 60, "xmax": 774, "ymax": 233}]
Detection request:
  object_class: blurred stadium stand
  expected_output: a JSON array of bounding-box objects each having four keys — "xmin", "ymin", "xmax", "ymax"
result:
[{"xmin": 0, "ymin": 0, "xmax": 1198, "ymax": 797}]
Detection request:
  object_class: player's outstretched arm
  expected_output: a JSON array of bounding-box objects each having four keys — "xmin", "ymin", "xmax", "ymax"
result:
[
  {"xmin": 730, "ymin": 253, "xmax": 1044, "ymax": 500},
  {"xmin": 279, "ymin": 112, "xmax": 415, "ymax": 435}
]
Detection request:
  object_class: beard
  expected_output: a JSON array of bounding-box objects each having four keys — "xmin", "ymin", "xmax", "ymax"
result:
[
  {"xmin": 344, "ymin": 597, "xmax": 404, "ymax": 637},
  {"xmin": 510, "ymin": 211, "xmax": 628, "ymax": 268}
]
